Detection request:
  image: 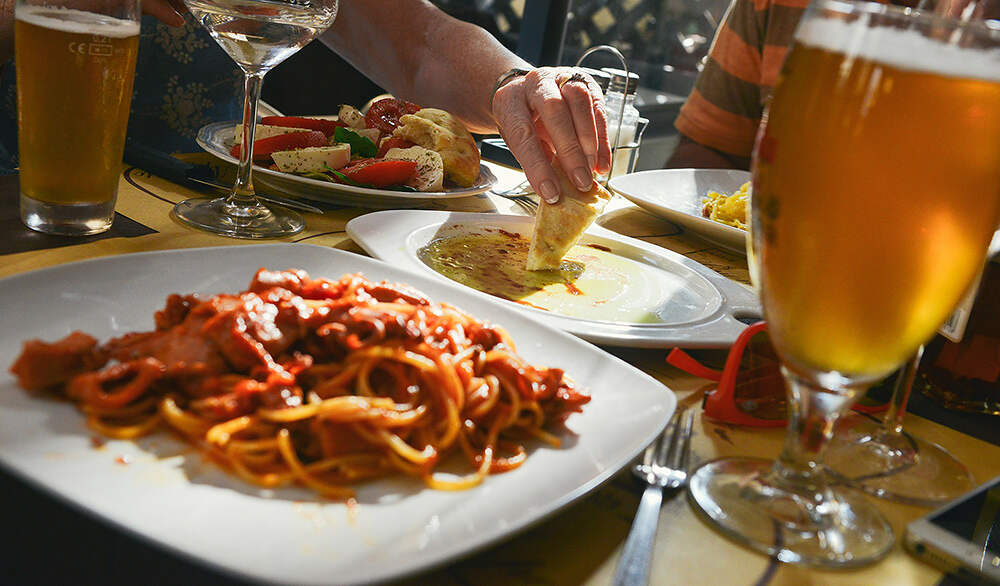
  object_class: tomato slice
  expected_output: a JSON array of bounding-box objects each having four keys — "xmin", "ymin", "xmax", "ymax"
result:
[
  {"xmin": 230, "ymin": 130, "xmax": 328, "ymax": 161},
  {"xmin": 342, "ymin": 159, "xmax": 417, "ymax": 187},
  {"xmin": 261, "ymin": 116, "xmax": 346, "ymax": 136},
  {"xmin": 365, "ymin": 98, "xmax": 421, "ymax": 134},
  {"xmin": 376, "ymin": 136, "xmax": 416, "ymax": 158}
]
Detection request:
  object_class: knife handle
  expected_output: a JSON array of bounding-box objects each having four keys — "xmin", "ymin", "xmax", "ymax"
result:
[{"xmin": 123, "ymin": 139, "xmax": 195, "ymax": 185}]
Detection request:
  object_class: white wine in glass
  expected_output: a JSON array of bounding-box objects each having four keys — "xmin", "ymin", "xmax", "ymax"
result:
[
  {"xmin": 688, "ymin": 0, "xmax": 1000, "ymax": 567},
  {"xmin": 174, "ymin": 0, "xmax": 338, "ymax": 238}
]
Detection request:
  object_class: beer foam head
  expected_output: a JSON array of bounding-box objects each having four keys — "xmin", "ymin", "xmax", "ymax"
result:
[
  {"xmin": 795, "ymin": 15, "xmax": 1000, "ymax": 82},
  {"xmin": 15, "ymin": 5, "xmax": 140, "ymax": 38}
]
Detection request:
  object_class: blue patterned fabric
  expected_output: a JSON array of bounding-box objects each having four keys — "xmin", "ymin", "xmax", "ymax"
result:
[{"xmin": 0, "ymin": 14, "xmax": 243, "ymax": 174}]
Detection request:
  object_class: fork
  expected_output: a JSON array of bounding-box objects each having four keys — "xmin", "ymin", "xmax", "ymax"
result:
[
  {"xmin": 612, "ymin": 407, "xmax": 695, "ymax": 586},
  {"xmin": 490, "ymin": 180, "xmax": 538, "ymax": 214}
]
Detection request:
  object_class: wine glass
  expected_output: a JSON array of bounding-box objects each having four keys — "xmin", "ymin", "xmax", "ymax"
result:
[
  {"xmin": 174, "ymin": 0, "xmax": 339, "ymax": 238},
  {"xmin": 824, "ymin": 348, "xmax": 975, "ymax": 506},
  {"xmin": 826, "ymin": 205, "xmax": 999, "ymax": 504},
  {"xmin": 687, "ymin": 0, "xmax": 1000, "ymax": 567}
]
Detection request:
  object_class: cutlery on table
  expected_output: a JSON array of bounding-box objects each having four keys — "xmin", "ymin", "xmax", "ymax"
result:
[
  {"xmin": 612, "ymin": 407, "xmax": 695, "ymax": 586},
  {"xmin": 490, "ymin": 180, "xmax": 538, "ymax": 214},
  {"xmin": 123, "ymin": 140, "xmax": 326, "ymax": 215}
]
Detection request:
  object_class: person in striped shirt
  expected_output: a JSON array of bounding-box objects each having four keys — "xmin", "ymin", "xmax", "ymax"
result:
[{"xmin": 667, "ymin": 0, "xmax": 809, "ymax": 169}]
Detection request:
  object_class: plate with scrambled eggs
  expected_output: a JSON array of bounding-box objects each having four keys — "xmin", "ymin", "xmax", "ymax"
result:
[{"xmin": 609, "ymin": 169, "xmax": 751, "ymax": 254}]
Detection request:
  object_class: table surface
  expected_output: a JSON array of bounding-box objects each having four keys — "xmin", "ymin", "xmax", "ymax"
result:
[{"xmin": 2, "ymin": 159, "xmax": 998, "ymax": 586}]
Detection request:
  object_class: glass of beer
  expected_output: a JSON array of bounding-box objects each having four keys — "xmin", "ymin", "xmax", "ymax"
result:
[
  {"xmin": 15, "ymin": 0, "xmax": 140, "ymax": 235},
  {"xmin": 687, "ymin": 0, "xmax": 1000, "ymax": 567}
]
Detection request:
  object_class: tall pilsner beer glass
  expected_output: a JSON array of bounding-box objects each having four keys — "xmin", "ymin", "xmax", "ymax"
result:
[
  {"xmin": 687, "ymin": 0, "xmax": 1000, "ymax": 567},
  {"xmin": 15, "ymin": 0, "xmax": 139, "ymax": 235}
]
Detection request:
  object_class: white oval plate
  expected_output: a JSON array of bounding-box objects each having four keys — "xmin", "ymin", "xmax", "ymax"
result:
[
  {"xmin": 0, "ymin": 244, "xmax": 675, "ymax": 586},
  {"xmin": 196, "ymin": 121, "xmax": 497, "ymax": 208},
  {"xmin": 609, "ymin": 168, "xmax": 751, "ymax": 254},
  {"xmin": 347, "ymin": 210, "xmax": 761, "ymax": 348}
]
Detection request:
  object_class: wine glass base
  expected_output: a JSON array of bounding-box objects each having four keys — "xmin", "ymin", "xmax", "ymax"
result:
[
  {"xmin": 825, "ymin": 412, "xmax": 975, "ymax": 507},
  {"xmin": 688, "ymin": 457, "xmax": 894, "ymax": 568},
  {"xmin": 173, "ymin": 196, "xmax": 305, "ymax": 239}
]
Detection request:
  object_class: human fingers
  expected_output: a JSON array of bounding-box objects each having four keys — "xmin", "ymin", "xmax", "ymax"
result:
[
  {"xmin": 524, "ymin": 69, "xmax": 595, "ymax": 193},
  {"xmin": 143, "ymin": 0, "xmax": 186, "ymax": 26},
  {"xmin": 493, "ymin": 78, "xmax": 565, "ymax": 203},
  {"xmin": 559, "ymin": 71, "xmax": 612, "ymax": 175},
  {"xmin": 585, "ymin": 77, "xmax": 612, "ymax": 174}
]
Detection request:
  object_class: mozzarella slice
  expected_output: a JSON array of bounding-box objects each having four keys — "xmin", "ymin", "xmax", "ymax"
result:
[
  {"xmin": 234, "ymin": 124, "xmax": 308, "ymax": 145},
  {"xmin": 271, "ymin": 145, "xmax": 351, "ymax": 174},
  {"xmin": 384, "ymin": 146, "xmax": 444, "ymax": 192},
  {"xmin": 338, "ymin": 105, "xmax": 366, "ymax": 129}
]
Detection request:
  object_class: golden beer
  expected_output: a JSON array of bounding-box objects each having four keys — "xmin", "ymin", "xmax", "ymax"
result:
[
  {"xmin": 15, "ymin": 5, "xmax": 138, "ymax": 231},
  {"xmin": 753, "ymin": 22, "xmax": 1000, "ymax": 378}
]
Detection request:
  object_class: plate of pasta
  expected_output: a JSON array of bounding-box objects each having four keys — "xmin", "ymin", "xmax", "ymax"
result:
[
  {"xmin": 0, "ymin": 244, "xmax": 675, "ymax": 585},
  {"xmin": 609, "ymin": 169, "xmax": 751, "ymax": 254}
]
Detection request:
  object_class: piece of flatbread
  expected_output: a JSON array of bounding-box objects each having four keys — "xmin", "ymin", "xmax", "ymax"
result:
[
  {"xmin": 527, "ymin": 166, "xmax": 611, "ymax": 271},
  {"xmin": 392, "ymin": 108, "xmax": 480, "ymax": 187}
]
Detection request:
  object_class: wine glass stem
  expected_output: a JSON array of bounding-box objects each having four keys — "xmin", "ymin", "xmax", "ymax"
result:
[
  {"xmin": 880, "ymin": 346, "xmax": 923, "ymax": 436},
  {"xmin": 774, "ymin": 367, "xmax": 863, "ymax": 489},
  {"xmin": 230, "ymin": 69, "xmax": 266, "ymax": 207}
]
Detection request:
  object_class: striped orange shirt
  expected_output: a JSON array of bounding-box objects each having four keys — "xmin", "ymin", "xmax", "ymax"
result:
[{"xmin": 674, "ymin": 0, "xmax": 809, "ymax": 157}]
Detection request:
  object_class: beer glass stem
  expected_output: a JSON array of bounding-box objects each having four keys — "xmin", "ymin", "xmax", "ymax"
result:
[
  {"xmin": 772, "ymin": 367, "xmax": 862, "ymax": 492},
  {"xmin": 228, "ymin": 70, "xmax": 266, "ymax": 210},
  {"xmin": 880, "ymin": 346, "xmax": 923, "ymax": 436}
]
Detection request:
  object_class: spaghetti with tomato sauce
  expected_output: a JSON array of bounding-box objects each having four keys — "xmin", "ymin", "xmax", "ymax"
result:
[{"xmin": 9, "ymin": 269, "xmax": 589, "ymax": 498}]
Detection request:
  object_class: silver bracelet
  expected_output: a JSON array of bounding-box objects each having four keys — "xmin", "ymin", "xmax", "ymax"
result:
[{"xmin": 489, "ymin": 67, "xmax": 532, "ymax": 116}]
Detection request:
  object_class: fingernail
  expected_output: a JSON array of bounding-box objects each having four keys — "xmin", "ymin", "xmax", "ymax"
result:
[
  {"xmin": 539, "ymin": 180, "xmax": 559, "ymax": 203},
  {"xmin": 572, "ymin": 167, "xmax": 592, "ymax": 190},
  {"xmin": 587, "ymin": 155, "xmax": 597, "ymax": 172}
]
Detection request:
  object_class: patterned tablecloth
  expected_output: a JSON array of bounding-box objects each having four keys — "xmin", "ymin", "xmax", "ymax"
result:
[{"xmin": 1, "ymin": 158, "xmax": 997, "ymax": 586}]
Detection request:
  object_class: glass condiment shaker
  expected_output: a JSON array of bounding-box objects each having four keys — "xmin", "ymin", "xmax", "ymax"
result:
[{"xmin": 600, "ymin": 67, "xmax": 641, "ymax": 180}]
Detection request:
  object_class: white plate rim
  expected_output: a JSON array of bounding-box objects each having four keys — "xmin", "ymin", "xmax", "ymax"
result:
[
  {"xmin": 346, "ymin": 210, "xmax": 761, "ymax": 348},
  {"xmin": 609, "ymin": 168, "xmax": 751, "ymax": 254},
  {"xmin": 196, "ymin": 121, "xmax": 497, "ymax": 200},
  {"xmin": 0, "ymin": 243, "xmax": 676, "ymax": 585}
]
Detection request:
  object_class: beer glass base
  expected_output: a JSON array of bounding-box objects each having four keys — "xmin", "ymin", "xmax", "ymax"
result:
[
  {"xmin": 173, "ymin": 196, "xmax": 304, "ymax": 239},
  {"xmin": 688, "ymin": 457, "xmax": 894, "ymax": 568},
  {"xmin": 825, "ymin": 412, "xmax": 975, "ymax": 507},
  {"xmin": 20, "ymin": 194, "xmax": 115, "ymax": 236}
]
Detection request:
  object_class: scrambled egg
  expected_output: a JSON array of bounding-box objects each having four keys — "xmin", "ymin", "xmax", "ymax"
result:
[{"xmin": 701, "ymin": 181, "xmax": 750, "ymax": 230}]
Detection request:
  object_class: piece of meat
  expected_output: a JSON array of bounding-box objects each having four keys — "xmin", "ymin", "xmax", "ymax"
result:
[
  {"xmin": 9, "ymin": 332, "xmax": 107, "ymax": 390},
  {"xmin": 154, "ymin": 294, "xmax": 201, "ymax": 330},
  {"xmin": 200, "ymin": 292, "xmax": 302, "ymax": 373},
  {"xmin": 248, "ymin": 268, "xmax": 309, "ymax": 295},
  {"xmin": 366, "ymin": 282, "xmax": 431, "ymax": 306},
  {"xmin": 105, "ymin": 321, "xmax": 228, "ymax": 376},
  {"xmin": 105, "ymin": 296, "xmax": 241, "ymax": 376}
]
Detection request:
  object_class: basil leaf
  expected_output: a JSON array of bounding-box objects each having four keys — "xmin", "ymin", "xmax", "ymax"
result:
[
  {"xmin": 333, "ymin": 126, "xmax": 377, "ymax": 158},
  {"xmin": 297, "ymin": 171, "xmax": 335, "ymax": 183}
]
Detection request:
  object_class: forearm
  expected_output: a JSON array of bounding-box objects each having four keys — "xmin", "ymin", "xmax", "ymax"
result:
[
  {"xmin": 665, "ymin": 134, "xmax": 751, "ymax": 170},
  {"xmin": 320, "ymin": 0, "xmax": 526, "ymax": 133}
]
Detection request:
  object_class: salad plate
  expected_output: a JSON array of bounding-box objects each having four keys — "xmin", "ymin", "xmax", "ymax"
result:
[
  {"xmin": 0, "ymin": 244, "xmax": 675, "ymax": 585},
  {"xmin": 347, "ymin": 210, "xmax": 761, "ymax": 348},
  {"xmin": 196, "ymin": 121, "xmax": 497, "ymax": 208},
  {"xmin": 609, "ymin": 169, "xmax": 751, "ymax": 254}
]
